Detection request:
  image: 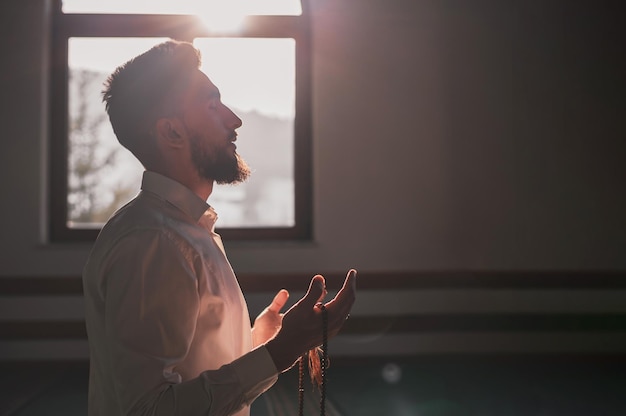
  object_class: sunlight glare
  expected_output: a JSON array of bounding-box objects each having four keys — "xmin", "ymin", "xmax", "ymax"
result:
[
  {"xmin": 196, "ymin": 0, "xmax": 247, "ymax": 33},
  {"xmin": 62, "ymin": 0, "xmax": 302, "ymax": 15}
]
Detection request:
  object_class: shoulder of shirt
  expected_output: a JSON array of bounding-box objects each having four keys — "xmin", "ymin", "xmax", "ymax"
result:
[{"xmin": 91, "ymin": 192, "xmax": 199, "ymax": 258}]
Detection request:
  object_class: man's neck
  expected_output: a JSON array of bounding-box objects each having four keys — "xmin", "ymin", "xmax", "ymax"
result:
[
  {"xmin": 186, "ymin": 174, "xmax": 214, "ymax": 202},
  {"xmin": 151, "ymin": 166, "xmax": 214, "ymax": 202}
]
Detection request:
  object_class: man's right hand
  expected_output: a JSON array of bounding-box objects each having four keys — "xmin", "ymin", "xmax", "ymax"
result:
[{"xmin": 265, "ymin": 269, "xmax": 357, "ymax": 372}]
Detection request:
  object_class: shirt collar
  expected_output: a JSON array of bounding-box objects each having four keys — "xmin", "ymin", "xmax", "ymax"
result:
[{"xmin": 141, "ymin": 171, "xmax": 209, "ymax": 223}]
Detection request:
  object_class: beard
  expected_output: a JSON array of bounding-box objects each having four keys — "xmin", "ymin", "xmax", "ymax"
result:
[{"xmin": 189, "ymin": 133, "xmax": 251, "ymax": 185}]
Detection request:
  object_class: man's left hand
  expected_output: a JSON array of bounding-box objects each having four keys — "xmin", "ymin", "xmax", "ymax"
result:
[{"xmin": 251, "ymin": 289, "xmax": 289, "ymax": 347}]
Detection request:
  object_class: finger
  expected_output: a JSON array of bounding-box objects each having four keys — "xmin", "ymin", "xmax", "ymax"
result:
[
  {"xmin": 268, "ymin": 289, "xmax": 289, "ymax": 313},
  {"xmin": 325, "ymin": 269, "xmax": 357, "ymax": 324},
  {"xmin": 343, "ymin": 269, "xmax": 357, "ymax": 292},
  {"xmin": 301, "ymin": 275, "xmax": 326, "ymax": 308},
  {"xmin": 330, "ymin": 269, "xmax": 357, "ymax": 304}
]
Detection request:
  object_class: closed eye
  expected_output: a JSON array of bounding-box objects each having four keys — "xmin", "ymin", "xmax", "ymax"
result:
[{"xmin": 207, "ymin": 90, "xmax": 221, "ymax": 109}]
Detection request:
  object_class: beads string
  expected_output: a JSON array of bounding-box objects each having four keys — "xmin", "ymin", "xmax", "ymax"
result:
[{"xmin": 297, "ymin": 303, "xmax": 328, "ymax": 416}]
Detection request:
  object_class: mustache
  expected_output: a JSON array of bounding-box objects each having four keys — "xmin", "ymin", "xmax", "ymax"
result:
[{"xmin": 228, "ymin": 131, "xmax": 238, "ymax": 142}]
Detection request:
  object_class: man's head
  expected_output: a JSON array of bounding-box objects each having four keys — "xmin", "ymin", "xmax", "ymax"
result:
[{"xmin": 102, "ymin": 40, "xmax": 249, "ymax": 185}]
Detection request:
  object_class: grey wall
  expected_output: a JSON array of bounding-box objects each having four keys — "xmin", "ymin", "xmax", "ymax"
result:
[
  {"xmin": 308, "ymin": 0, "xmax": 625, "ymax": 272},
  {"xmin": 0, "ymin": 0, "xmax": 625, "ymax": 359}
]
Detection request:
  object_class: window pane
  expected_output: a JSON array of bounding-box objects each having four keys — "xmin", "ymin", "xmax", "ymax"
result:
[
  {"xmin": 67, "ymin": 37, "xmax": 295, "ymax": 228},
  {"xmin": 62, "ymin": 0, "xmax": 302, "ymax": 16},
  {"xmin": 195, "ymin": 38, "xmax": 296, "ymax": 227},
  {"xmin": 67, "ymin": 38, "xmax": 166, "ymax": 227}
]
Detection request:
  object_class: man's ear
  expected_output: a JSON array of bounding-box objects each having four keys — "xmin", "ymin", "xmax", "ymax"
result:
[{"xmin": 155, "ymin": 117, "xmax": 186, "ymax": 149}]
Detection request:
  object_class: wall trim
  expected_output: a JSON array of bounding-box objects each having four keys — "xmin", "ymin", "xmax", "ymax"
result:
[
  {"xmin": 1, "ymin": 270, "xmax": 625, "ymax": 296},
  {"xmin": 3, "ymin": 314, "xmax": 626, "ymax": 341}
]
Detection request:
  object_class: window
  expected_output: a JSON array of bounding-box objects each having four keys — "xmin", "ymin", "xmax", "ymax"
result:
[{"xmin": 49, "ymin": 0, "xmax": 312, "ymax": 241}]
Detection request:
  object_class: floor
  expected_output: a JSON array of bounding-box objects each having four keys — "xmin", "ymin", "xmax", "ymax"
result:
[{"xmin": 1, "ymin": 356, "xmax": 626, "ymax": 416}]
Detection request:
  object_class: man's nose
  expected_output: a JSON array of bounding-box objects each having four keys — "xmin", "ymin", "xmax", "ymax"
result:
[{"xmin": 226, "ymin": 106, "xmax": 242, "ymax": 129}]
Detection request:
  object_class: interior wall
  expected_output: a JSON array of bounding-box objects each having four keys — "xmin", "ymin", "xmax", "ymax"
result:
[
  {"xmin": 1, "ymin": 0, "xmax": 626, "ymax": 361},
  {"xmin": 0, "ymin": 0, "xmax": 624, "ymax": 277}
]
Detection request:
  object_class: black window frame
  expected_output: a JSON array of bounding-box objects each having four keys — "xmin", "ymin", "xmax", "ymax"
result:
[{"xmin": 49, "ymin": 0, "xmax": 312, "ymax": 242}]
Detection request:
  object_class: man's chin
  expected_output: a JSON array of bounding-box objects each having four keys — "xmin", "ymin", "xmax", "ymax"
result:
[{"xmin": 215, "ymin": 174, "xmax": 249, "ymax": 185}]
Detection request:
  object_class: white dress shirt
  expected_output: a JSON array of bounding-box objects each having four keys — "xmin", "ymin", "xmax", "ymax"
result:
[{"xmin": 83, "ymin": 171, "xmax": 278, "ymax": 416}]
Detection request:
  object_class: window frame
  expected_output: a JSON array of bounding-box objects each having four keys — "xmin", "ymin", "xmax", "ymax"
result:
[{"xmin": 49, "ymin": 0, "xmax": 312, "ymax": 242}]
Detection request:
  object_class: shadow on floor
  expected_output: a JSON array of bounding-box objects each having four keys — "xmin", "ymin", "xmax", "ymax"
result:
[{"xmin": 2, "ymin": 356, "xmax": 626, "ymax": 416}]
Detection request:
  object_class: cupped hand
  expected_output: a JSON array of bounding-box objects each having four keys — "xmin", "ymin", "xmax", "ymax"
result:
[{"xmin": 266, "ymin": 269, "xmax": 357, "ymax": 372}]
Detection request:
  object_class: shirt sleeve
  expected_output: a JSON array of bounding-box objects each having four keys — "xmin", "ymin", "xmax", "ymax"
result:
[
  {"xmin": 155, "ymin": 346, "xmax": 278, "ymax": 416},
  {"xmin": 101, "ymin": 229, "xmax": 277, "ymax": 416}
]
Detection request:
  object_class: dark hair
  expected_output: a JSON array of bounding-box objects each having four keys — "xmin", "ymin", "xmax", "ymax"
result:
[{"xmin": 102, "ymin": 40, "xmax": 201, "ymax": 158}]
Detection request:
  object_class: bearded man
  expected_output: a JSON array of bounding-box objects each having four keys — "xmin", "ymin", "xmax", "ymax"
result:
[{"xmin": 82, "ymin": 40, "xmax": 356, "ymax": 416}]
